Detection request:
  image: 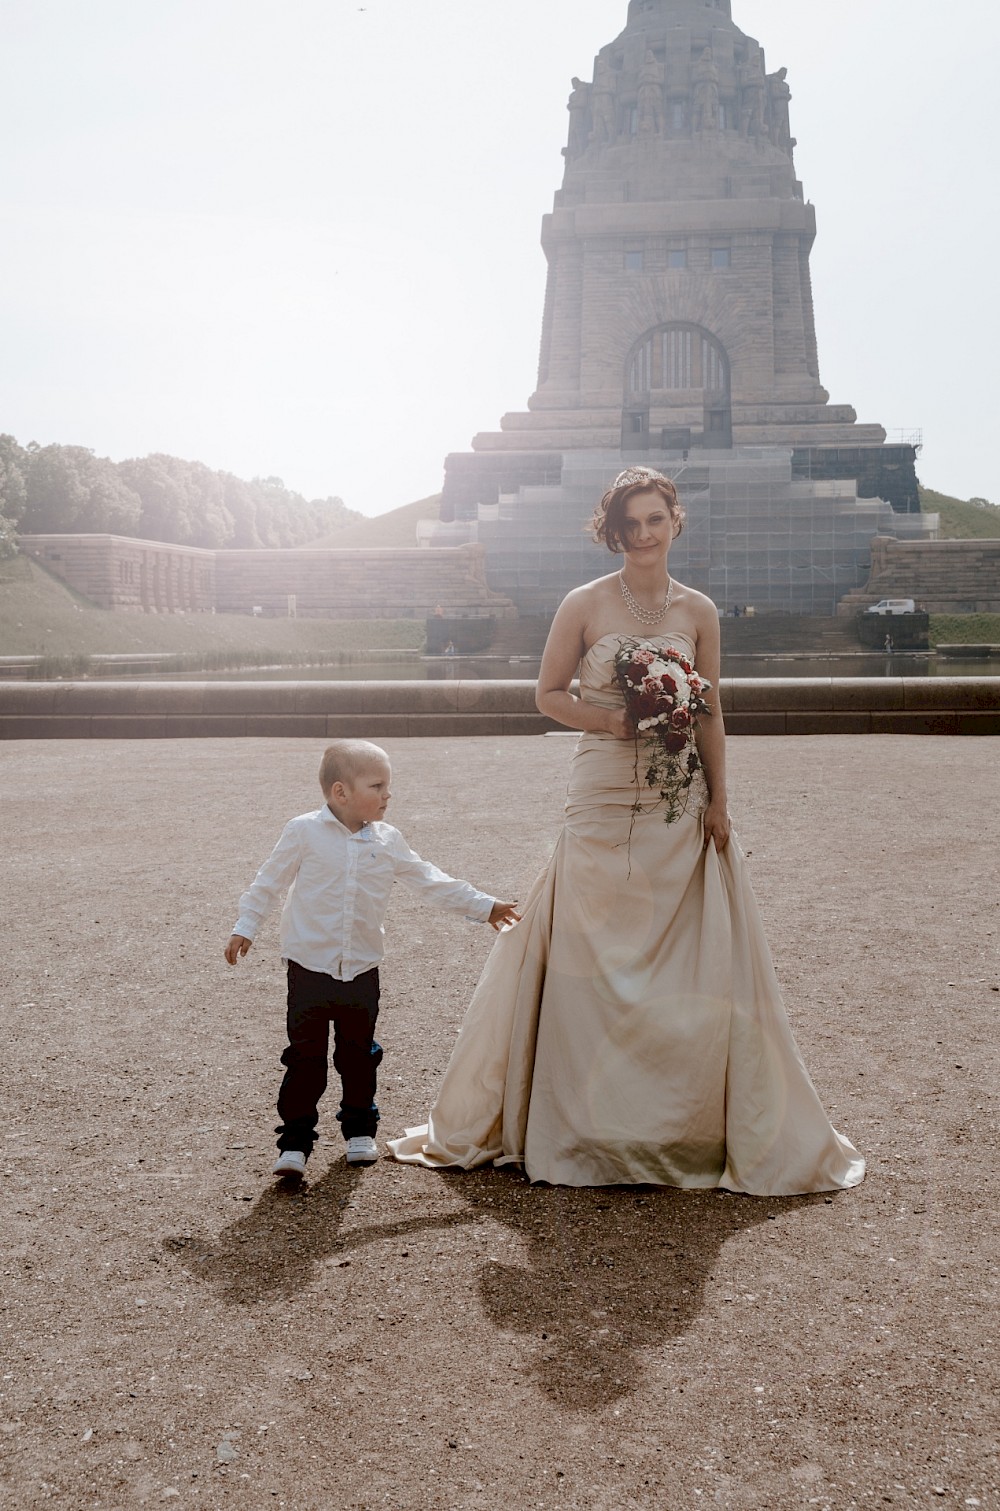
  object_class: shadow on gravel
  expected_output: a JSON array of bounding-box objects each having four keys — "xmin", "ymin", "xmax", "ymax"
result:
[
  {"xmin": 450, "ymin": 1167, "xmax": 826, "ymax": 1412},
  {"xmin": 163, "ymin": 1161, "xmax": 830, "ymax": 1412},
  {"xmin": 162, "ymin": 1162, "xmax": 478, "ymax": 1305}
]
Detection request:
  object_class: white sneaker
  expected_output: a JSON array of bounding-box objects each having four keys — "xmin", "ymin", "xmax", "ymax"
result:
[
  {"xmin": 272, "ymin": 1150, "xmax": 307, "ymax": 1179},
  {"xmin": 345, "ymin": 1136, "xmax": 378, "ymax": 1166}
]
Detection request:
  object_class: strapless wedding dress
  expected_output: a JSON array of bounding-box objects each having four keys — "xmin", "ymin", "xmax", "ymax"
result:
[{"xmin": 390, "ymin": 633, "xmax": 865, "ymax": 1194}]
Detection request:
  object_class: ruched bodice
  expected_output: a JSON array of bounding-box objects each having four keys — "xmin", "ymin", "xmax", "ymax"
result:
[
  {"xmin": 569, "ymin": 632, "xmax": 708, "ymax": 822},
  {"xmin": 577, "ymin": 631, "xmax": 698, "ymax": 712}
]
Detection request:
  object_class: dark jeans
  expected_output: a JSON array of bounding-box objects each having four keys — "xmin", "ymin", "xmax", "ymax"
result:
[{"xmin": 276, "ymin": 961, "xmax": 382, "ymax": 1156}]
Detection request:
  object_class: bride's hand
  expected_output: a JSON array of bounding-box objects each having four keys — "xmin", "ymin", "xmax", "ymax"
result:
[
  {"xmin": 703, "ymin": 800, "xmax": 731, "ymax": 851},
  {"xmin": 605, "ymin": 709, "xmax": 635, "ymax": 741}
]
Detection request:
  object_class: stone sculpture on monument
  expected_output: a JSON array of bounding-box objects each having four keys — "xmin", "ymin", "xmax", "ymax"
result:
[
  {"xmin": 738, "ymin": 51, "xmax": 768, "ymax": 141},
  {"xmin": 637, "ymin": 50, "xmax": 666, "ymax": 137},
  {"xmin": 565, "ymin": 77, "xmax": 592, "ymax": 160},
  {"xmin": 692, "ymin": 47, "xmax": 721, "ymax": 134},
  {"xmin": 590, "ymin": 56, "xmax": 618, "ymax": 147},
  {"xmin": 767, "ymin": 66, "xmax": 794, "ymax": 154}
]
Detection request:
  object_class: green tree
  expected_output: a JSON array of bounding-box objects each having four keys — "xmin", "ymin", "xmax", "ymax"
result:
[
  {"xmin": 0, "ymin": 434, "xmax": 28, "ymax": 524},
  {"xmin": 244, "ymin": 477, "xmax": 356, "ymax": 548},
  {"xmin": 21, "ymin": 445, "xmax": 141, "ymax": 535},
  {"xmin": 219, "ymin": 472, "xmax": 259, "ymax": 547},
  {"xmin": 0, "ymin": 434, "xmax": 29, "ymax": 558},
  {"xmin": 0, "ymin": 512, "xmax": 17, "ymax": 560},
  {"xmin": 1, "ymin": 432, "xmax": 359, "ymax": 548},
  {"xmin": 119, "ymin": 455, "xmax": 195, "ymax": 544},
  {"xmin": 120, "ymin": 454, "xmax": 235, "ymax": 547}
]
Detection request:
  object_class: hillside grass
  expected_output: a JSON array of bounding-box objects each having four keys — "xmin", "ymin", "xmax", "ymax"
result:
[
  {"xmin": 928, "ymin": 614, "xmax": 1000, "ymax": 646},
  {"xmin": 309, "ymin": 495, "xmax": 441, "ymax": 550},
  {"xmin": 0, "ymin": 558, "xmax": 425, "ymax": 660},
  {"xmin": 920, "ymin": 487, "xmax": 1000, "ymax": 540}
]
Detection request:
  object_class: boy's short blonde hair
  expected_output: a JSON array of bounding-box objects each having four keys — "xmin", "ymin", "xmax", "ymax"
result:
[{"xmin": 319, "ymin": 739, "xmax": 389, "ymax": 795}]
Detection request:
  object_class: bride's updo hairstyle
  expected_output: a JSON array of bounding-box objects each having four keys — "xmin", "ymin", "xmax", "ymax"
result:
[{"xmin": 590, "ymin": 466, "xmax": 685, "ymax": 554}]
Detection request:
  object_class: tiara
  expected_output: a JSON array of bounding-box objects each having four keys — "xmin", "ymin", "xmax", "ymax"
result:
[{"xmin": 613, "ymin": 466, "xmax": 667, "ymax": 488}]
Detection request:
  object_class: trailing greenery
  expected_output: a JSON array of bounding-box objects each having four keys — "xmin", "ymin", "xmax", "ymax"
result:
[
  {"xmin": 0, "ymin": 558, "xmax": 425, "ymax": 658},
  {"xmin": 928, "ymin": 614, "xmax": 1000, "ymax": 646},
  {"xmin": 920, "ymin": 487, "xmax": 1000, "ymax": 541},
  {"xmin": 0, "ymin": 432, "xmax": 361, "ymax": 549}
]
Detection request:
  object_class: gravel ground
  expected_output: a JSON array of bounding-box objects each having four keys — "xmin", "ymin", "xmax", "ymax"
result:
[{"xmin": 1, "ymin": 735, "xmax": 998, "ymax": 1511}]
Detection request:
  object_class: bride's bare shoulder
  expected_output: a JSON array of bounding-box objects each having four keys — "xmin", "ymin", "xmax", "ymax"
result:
[
  {"xmin": 577, "ymin": 571, "xmax": 620, "ymax": 599},
  {"xmin": 556, "ymin": 573, "xmax": 619, "ymax": 621},
  {"xmin": 677, "ymin": 583, "xmax": 720, "ymax": 623}
]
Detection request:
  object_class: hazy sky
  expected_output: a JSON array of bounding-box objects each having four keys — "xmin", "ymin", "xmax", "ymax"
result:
[{"xmin": 1, "ymin": 1, "xmax": 996, "ymax": 517}]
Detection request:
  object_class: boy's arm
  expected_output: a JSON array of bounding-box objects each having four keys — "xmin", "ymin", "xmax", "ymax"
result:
[
  {"xmin": 387, "ymin": 832, "xmax": 515, "ymax": 927},
  {"xmin": 227, "ymin": 821, "xmax": 303, "ymax": 955}
]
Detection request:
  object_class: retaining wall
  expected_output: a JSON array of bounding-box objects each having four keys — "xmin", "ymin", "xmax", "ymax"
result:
[
  {"xmin": 838, "ymin": 537, "xmax": 1000, "ymax": 615},
  {"xmin": 18, "ymin": 534, "xmax": 517, "ymax": 620},
  {"xmin": 2, "ymin": 678, "xmax": 998, "ymax": 739}
]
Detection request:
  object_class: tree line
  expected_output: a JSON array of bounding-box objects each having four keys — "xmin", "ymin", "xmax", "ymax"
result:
[{"xmin": 0, "ymin": 434, "xmax": 359, "ymax": 559}]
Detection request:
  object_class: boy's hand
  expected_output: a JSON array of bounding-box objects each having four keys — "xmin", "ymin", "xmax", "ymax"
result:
[
  {"xmin": 488, "ymin": 900, "xmax": 521, "ymax": 932},
  {"xmin": 225, "ymin": 934, "xmax": 253, "ymax": 965}
]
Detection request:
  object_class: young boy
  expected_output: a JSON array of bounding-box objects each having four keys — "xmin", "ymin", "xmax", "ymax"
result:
[{"xmin": 225, "ymin": 739, "xmax": 518, "ymax": 1179}]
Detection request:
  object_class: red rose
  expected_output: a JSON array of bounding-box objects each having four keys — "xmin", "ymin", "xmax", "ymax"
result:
[
  {"xmin": 663, "ymin": 730, "xmax": 687, "ymax": 754},
  {"xmin": 670, "ymin": 706, "xmax": 692, "ymax": 730},
  {"xmin": 633, "ymin": 689, "xmax": 663, "ymax": 720}
]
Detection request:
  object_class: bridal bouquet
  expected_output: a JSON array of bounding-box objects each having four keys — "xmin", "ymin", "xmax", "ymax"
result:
[{"xmin": 613, "ymin": 638, "xmax": 713, "ymax": 823}]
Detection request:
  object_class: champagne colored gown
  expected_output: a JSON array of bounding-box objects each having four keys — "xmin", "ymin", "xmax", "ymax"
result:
[{"xmin": 390, "ymin": 633, "xmax": 865, "ymax": 1194}]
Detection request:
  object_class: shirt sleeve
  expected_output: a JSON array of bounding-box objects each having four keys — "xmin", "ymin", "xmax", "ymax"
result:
[
  {"xmin": 232, "ymin": 820, "xmax": 303, "ymax": 940},
  {"xmin": 387, "ymin": 831, "xmax": 495, "ymax": 923}
]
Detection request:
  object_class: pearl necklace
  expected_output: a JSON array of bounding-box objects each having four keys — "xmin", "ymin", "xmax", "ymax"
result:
[{"xmin": 619, "ymin": 570, "xmax": 674, "ymax": 626}]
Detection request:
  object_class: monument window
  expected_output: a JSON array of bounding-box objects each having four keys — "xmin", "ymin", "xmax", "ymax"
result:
[
  {"xmin": 629, "ymin": 338, "xmax": 653, "ymax": 392},
  {"xmin": 665, "ymin": 328, "xmax": 694, "ymax": 389},
  {"xmin": 711, "ymin": 247, "xmax": 732, "ymax": 269},
  {"xmin": 624, "ymin": 250, "xmax": 644, "ymax": 272},
  {"xmin": 626, "ymin": 106, "xmax": 639, "ymax": 137},
  {"xmin": 626, "ymin": 324, "xmax": 730, "ymax": 395},
  {"xmin": 671, "ymin": 103, "xmax": 686, "ymax": 130},
  {"xmin": 702, "ymin": 339, "xmax": 727, "ymax": 392},
  {"xmin": 668, "ymin": 249, "xmax": 687, "ymax": 270},
  {"xmin": 628, "ymin": 413, "xmax": 646, "ymax": 434}
]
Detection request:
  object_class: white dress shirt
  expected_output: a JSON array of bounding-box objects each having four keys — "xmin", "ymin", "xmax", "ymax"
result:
[{"xmin": 233, "ymin": 805, "xmax": 495, "ymax": 981}]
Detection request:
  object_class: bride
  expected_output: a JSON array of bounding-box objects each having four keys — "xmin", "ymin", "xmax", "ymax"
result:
[{"xmin": 390, "ymin": 467, "xmax": 865, "ymax": 1194}]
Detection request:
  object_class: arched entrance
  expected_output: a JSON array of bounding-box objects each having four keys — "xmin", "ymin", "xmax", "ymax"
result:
[{"xmin": 622, "ymin": 323, "xmax": 732, "ymax": 451}]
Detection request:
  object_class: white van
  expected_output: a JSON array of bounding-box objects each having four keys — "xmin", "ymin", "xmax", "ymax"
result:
[{"xmin": 865, "ymin": 598, "xmax": 916, "ymax": 616}]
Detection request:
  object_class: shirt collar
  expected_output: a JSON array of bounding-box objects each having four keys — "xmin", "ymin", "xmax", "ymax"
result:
[{"xmin": 322, "ymin": 805, "xmax": 375, "ymax": 843}]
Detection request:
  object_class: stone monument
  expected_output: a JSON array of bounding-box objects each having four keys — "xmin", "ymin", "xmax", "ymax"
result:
[{"xmin": 434, "ymin": 0, "xmax": 933, "ymax": 617}]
